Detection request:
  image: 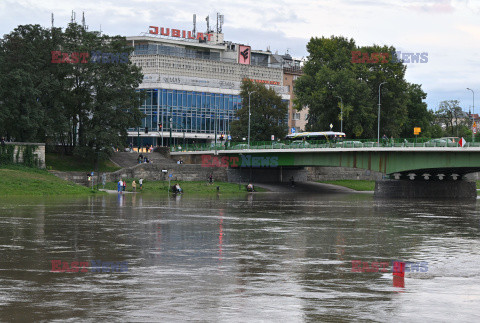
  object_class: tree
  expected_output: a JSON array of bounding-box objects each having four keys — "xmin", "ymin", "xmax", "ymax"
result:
[
  {"xmin": 294, "ymin": 36, "xmax": 429, "ymax": 139},
  {"xmin": 400, "ymin": 84, "xmax": 435, "ymax": 138},
  {"xmin": 435, "ymin": 100, "xmax": 470, "ymax": 137},
  {"xmin": 0, "ymin": 23, "xmax": 144, "ymax": 161},
  {"xmin": 230, "ymin": 80, "xmax": 288, "ymax": 142}
]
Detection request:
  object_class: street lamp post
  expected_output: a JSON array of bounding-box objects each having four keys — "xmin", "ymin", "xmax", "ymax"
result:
[
  {"xmin": 247, "ymin": 91, "xmax": 256, "ymax": 149},
  {"xmin": 214, "ymin": 105, "xmax": 218, "ymax": 148},
  {"xmin": 377, "ymin": 82, "xmax": 387, "ymax": 147},
  {"xmin": 467, "ymin": 88, "xmax": 475, "ymax": 142},
  {"xmin": 335, "ymin": 95, "xmax": 343, "ymax": 133}
]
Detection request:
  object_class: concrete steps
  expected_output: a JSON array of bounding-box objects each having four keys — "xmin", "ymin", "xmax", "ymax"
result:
[{"xmin": 110, "ymin": 151, "xmax": 176, "ymax": 168}]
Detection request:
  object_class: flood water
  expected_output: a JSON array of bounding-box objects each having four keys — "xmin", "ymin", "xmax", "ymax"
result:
[{"xmin": 1, "ymin": 191, "xmax": 480, "ymax": 321}]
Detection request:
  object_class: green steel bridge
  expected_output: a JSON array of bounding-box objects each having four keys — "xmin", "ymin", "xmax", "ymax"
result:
[{"xmin": 171, "ymin": 140, "xmax": 480, "ymax": 180}]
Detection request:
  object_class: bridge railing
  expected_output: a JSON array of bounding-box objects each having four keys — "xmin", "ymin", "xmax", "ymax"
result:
[{"xmin": 170, "ymin": 137, "xmax": 480, "ymax": 152}]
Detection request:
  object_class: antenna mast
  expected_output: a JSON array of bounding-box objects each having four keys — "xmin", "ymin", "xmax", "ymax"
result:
[
  {"xmin": 193, "ymin": 14, "xmax": 196, "ymax": 37},
  {"xmin": 51, "ymin": 13, "xmax": 54, "ymax": 28},
  {"xmin": 82, "ymin": 12, "xmax": 88, "ymax": 30}
]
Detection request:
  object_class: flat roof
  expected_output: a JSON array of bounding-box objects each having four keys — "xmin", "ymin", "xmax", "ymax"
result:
[{"xmin": 126, "ymin": 35, "xmax": 226, "ymax": 50}]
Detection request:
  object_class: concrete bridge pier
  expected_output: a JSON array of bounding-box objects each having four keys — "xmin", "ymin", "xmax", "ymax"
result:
[
  {"xmin": 374, "ymin": 179, "xmax": 477, "ymax": 199},
  {"xmin": 226, "ymin": 166, "xmax": 307, "ymax": 183}
]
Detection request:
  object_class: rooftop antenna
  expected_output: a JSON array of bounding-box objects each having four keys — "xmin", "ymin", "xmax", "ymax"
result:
[
  {"xmin": 99, "ymin": 24, "xmax": 102, "ymax": 36},
  {"xmin": 51, "ymin": 13, "xmax": 54, "ymax": 28},
  {"xmin": 71, "ymin": 10, "xmax": 76, "ymax": 23},
  {"xmin": 82, "ymin": 12, "xmax": 88, "ymax": 30},
  {"xmin": 216, "ymin": 13, "xmax": 224, "ymax": 33},
  {"xmin": 206, "ymin": 15, "xmax": 210, "ymax": 34},
  {"xmin": 193, "ymin": 14, "xmax": 196, "ymax": 37}
]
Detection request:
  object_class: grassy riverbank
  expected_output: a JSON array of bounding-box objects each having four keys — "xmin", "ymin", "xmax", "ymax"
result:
[
  {"xmin": 46, "ymin": 153, "xmax": 121, "ymax": 172},
  {"xmin": 0, "ymin": 165, "xmax": 98, "ymax": 196},
  {"xmin": 104, "ymin": 178, "xmax": 267, "ymax": 194},
  {"xmin": 317, "ymin": 180, "xmax": 376, "ymax": 191}
]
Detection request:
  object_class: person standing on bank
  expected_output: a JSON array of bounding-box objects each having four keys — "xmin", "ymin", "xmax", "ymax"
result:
[
  {"xmin": 118, "ymin": 180, "xmax": 123, "ymax": 193},
  {"xmin": 123, "ymin": 180, "xmax": 126, "ymax": 192},
  {"xmin": 132, "ymin": 180, "xmax": 137, "ymax": 192},
  {"xmin": 139, "ymin": 178, "xmax": 143, "ymax": 191}
]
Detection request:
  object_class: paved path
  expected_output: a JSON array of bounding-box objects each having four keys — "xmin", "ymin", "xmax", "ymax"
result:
[{"xmin": 252, "ymin": 182, "xmax": 365, "ymax": 194}]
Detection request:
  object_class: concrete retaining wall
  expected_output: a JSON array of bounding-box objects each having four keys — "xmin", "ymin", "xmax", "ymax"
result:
[
  {"xmin": 306, "ymin": 166, "xmax": 384, "ymax": 181},
  {"xmin": 226, "ymin": 167, "xmax": 308, "ymax": 183},
  {"xmin": 50, "ymin": 162, "xmax": 228, "ymax": 186},
  {"xmin": 2, "ymin": 142, "xmax": 46, "ymax": 168},
  {"xmin": 374, "ymin": 179, "xmax": 477, "ymax": 199}
]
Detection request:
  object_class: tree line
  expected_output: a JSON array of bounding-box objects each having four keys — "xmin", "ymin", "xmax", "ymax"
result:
[
  {"xmin": 292, "ymin": 36, "xmax": 464, "ymax": 139},
  {"xmin": 0, "ymin": 23, "xmax": 143, "ymax": 160}
]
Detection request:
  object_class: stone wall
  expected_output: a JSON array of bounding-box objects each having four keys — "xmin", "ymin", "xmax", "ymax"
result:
[
  {"xmin": 2, "ymin": 142, "xmax": 46, "ymax": 168},
  {"xmin": 226, "ymin": 167, "xmax": 308, "ymax": 183},
  {"xmin": 51, "ymin": 162, "xmax": 227, "ymax": 186},
  {"xmin": 375, "ymin": 179, "xmax": 477, "ymax": 199},
  {"xmin": 306, "ymin": 166, "xmax": 384, "ymax": 181}
]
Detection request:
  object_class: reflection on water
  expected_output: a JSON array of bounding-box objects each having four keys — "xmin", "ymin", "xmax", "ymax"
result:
[{"xmin": 0, "ymin": 193, "xmax": 479, "ymax": 321}]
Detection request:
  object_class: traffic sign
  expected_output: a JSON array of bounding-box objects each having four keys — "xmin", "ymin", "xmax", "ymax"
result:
[
  {"xmin": 414, "ymin": 127, "xmax": 421, "ymax": 135},
  {"xmin": 169, "ymin": 174, "xmax": 173, "ymax": 178},
  {"xmin": 291, "ymin": 127, "xmax": 296, "ymax": 134},
  {"xmin": 459, "ymin": 137, "xmax": 466, "ymax": 147}
]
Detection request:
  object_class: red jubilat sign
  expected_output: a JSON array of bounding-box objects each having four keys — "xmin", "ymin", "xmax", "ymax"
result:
[
  {"xmin": 459, "ymin": 137, "xmax": 466, "ymax": 147},
  {"xmin": 148, "ymin": 26, "xmax": 213, "ymax": 41}
]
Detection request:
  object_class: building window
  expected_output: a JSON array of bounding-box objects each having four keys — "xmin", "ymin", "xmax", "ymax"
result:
[
  {"xmin": 305, "ymin": 114, "xmax": 308, "ymax": 121},
  {"xmin": 293, "ymin": 112, "xmax": 300, "ymax": 120}
]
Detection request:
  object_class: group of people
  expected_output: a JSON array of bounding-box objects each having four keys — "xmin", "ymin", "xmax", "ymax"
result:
[
  {"xmin": 117, "ymin": 178, "xmax": 143, "ymax": 193},
  {"xmin": 138, "ymin": 154, "xmax": 151, "ymax": 164},
  {"xmin": 172, "ymin": 183, "xmax": 183, "ymax": 193}
]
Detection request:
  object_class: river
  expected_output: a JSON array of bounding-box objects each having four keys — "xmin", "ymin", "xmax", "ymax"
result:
[{"xmin": 1, "ymin": 191, "xmax": 479, "ymax": 321}]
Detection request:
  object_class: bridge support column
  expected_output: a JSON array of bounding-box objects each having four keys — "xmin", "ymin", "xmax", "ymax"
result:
[{"xmin": 374, "ymin": 179, "xmax": 476, "ymax": 199}]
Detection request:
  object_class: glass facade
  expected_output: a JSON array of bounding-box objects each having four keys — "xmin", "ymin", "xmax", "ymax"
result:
[{"xmin": 131, "ymin": 89, "xmax": 242, "ymax": 135}]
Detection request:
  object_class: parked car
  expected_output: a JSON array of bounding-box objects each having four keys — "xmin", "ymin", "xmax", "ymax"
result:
[
  {"xmin": 425, "ymin": 138, "xmax": 449, "ymax": 147},
  {"xmin": 440, "ymin": 137, "xmax": 460, "ymax": 144}
]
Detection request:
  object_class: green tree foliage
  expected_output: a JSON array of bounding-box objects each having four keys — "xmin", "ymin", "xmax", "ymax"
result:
[
  {"xmin": 230, "ymin": 80, "xmax": 288, "ymax": 141},
  {"xmin": 435, "ymin": 100, "xmax": 472, "ymax": 138},
  {"xmin": 0, "ymin": 23, "xmax": 143, "ymax": 160},
  {"xmin": 294, "ymin": 36, "xmax": 431, "ymax": 139},
  {"xmin": 400, "ymin": 84, "xmax": 435, "ymax": 138}
]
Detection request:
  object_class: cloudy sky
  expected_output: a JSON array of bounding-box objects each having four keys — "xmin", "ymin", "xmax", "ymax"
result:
[{"xmin": 1, "ymin": 0, "xmax": 479, "ymax": 112}]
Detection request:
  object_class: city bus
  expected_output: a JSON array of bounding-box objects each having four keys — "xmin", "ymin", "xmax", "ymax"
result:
[{"xmin": 285, "ymin": 131, "xmax": 346, "ymax": 142}]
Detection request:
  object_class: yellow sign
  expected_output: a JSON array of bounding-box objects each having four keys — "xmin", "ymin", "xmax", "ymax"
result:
[
  {"xmin": 414, "ymin": 127, "xmax": 421, "ymax": 135},
  {"xmin": 473, "ymin": 122, "xmax": 477, "ymax": 129}
]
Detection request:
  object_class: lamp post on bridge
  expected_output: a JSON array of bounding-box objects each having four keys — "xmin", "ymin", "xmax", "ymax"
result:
[
  {"xmin": 335, "ymin": 95, "xmax": 343, "ymax": 133},
  {"xmin": 247, "ymin": 90, "xmax": 256, "ymax": 149},
  {"xmin": 467, "ymin": 88, "xmax": 475, "ymax": 142},
  {"xmin": 377, "ymin": 82, "xmax": 387, "ymax": 147}
]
